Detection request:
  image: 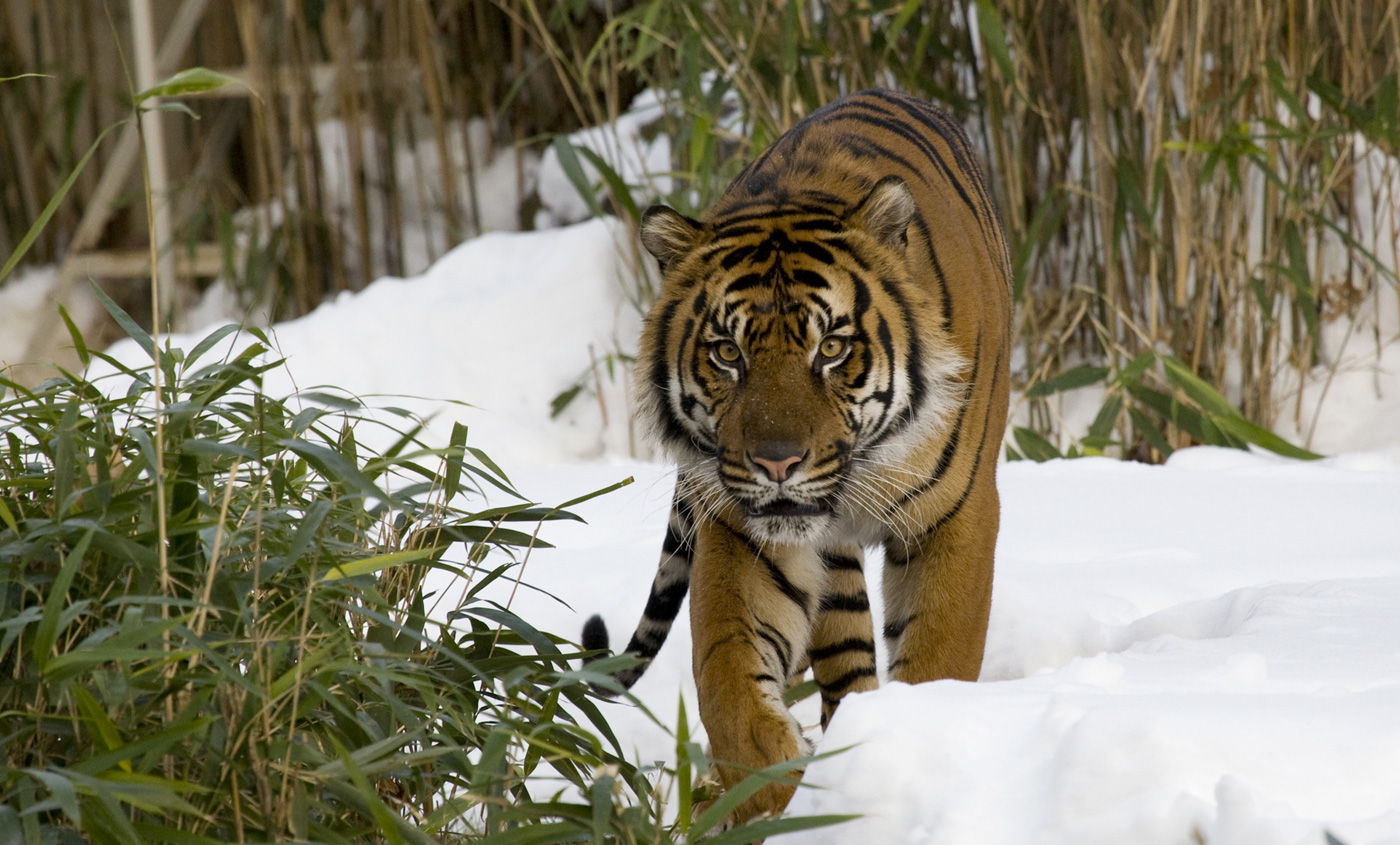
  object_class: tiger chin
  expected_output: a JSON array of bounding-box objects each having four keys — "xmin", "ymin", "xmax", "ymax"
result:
[{"xmin": 583, "ymin": 89, "xmax": 1012, "ymax": 826}]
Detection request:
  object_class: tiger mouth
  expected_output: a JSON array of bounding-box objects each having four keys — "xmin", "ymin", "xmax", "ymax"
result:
[{"xmin": 746, "ymin": 498, "xmax": 832, "ymax": 519}]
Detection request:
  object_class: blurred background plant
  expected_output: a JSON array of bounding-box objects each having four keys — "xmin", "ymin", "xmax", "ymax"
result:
[{"xmin": 3, "ymin": 0, "xmax": 1397, "ymax": 460}]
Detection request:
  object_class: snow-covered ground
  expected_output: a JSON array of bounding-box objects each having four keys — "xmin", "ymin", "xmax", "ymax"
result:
[{"xmin": 13, "ymin": 217, "xmax": 1400, "ymax": 844}]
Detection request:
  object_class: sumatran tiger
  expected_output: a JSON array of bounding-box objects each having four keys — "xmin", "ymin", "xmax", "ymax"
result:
[{"xmin": 582, "ymin": 89, "xmax": 1011, "ymax": 823}]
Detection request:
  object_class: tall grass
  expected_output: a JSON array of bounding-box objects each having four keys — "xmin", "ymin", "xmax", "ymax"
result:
[
  {"xmin": 7, "ymin": 3, "xmax": 1397, "ymax": 456},
  {"xmin": 0, "ymin": 2, "xmax": 637, "ymax": 319},
  {"xmin": 531, "ymin": 0, "xmax": 1400, "ymax": 460}
]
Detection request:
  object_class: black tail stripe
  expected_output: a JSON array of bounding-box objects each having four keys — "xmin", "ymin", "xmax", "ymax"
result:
[
  {"xmin": 820, "ymin": 592, "xmax": 871, "ymax": 613},
  {"xmin": 810, "ymin": 637, "xmax": 877, "ymax": 662},
  {"xmin": 820, "ymin": 666, "xmax": 878, "ymax": 693},
  {"xmin": 661, "ymin": 521, "xmax": 694, "ymax": 558},
  {"xmin": 641, "ymin": 577, "xmax": 690, "ymax": 625}
]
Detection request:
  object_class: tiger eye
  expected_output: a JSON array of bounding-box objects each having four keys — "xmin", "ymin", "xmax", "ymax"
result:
[
  {"xmin": 714, "ymin": 340, "xmax": 742, "ymax": 363},
  {"xmin": 818, "ymin": 336, "xmax": 847, "ymax": 359}
]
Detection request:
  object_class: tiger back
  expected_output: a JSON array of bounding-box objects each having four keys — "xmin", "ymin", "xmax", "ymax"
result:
[{"xmin": 583, "ymin": 89, "xmax": 1011, "ymax": 824}]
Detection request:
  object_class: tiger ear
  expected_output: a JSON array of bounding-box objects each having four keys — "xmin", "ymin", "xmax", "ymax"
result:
[
  {"xmin": 640, "ymin": 205, "xmax": 704, "ymax": 269},
  {"xmin": 848, "ymin": 176, "xmax": 915, "ymax": 251}
]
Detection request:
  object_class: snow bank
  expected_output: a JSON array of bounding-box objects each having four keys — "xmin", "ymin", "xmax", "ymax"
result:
[{"xmin": 100, "ymin": 218, "xmax": 646, "ymax": 467}]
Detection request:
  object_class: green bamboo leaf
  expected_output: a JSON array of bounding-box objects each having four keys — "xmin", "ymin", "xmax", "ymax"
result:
[
  {"xmin": 781, "ymin": 678, "xmax": 819, "ymax": 706},
  {"xmin": 1281, "ymin": 221, "xmax": 1320, "ymax": 343},
  {"xmin": 883, "ymin": 0, "xmax": 924, "ymax": 57},
  {"xmin": 181, "ymin": 323, "xmax": 243, "ymax": 370},
  {"xmin": 320, "ymin": 545, "xmax": 446, "ymax": 582},
  {"xmin": 550, "ymin": 475, "xmax": 634, "ymax": 513},
  {"xmin": 552, "ymin": 137, "xmax": 604, "ymax": 218},
  {"xmin": 438, "ymin": 522, "xmax": 553, "ymax": 549},
  {"xmin": 1214, "ymin": 417, "xmax": 1323, "ymax": 460},
  {"xmin": 23, "ymin": 769, "xmax": 82, "ymax": 826},
  {"xmin": 134, "ymin": 67, "xmax": 239, "ymax": 103},
  {"xmin": 1012, "ymin": 427, "xmax": 1062, "ymax": 462},
  {"xmin": 575, "ymin": 145, "xmax": 641, "ymax": 224},
  {"xmin": 974, "ymin": 0, "xmax": 1016, "ymax": 84},
  {"xmin": 704, "ymin": 814, "xmax": 860, "ymax": 845},
  {"xmin": 91, "ymin": 282, "xmax": 154, "ymax": 358},
  {"xmin": 676, "ymin": 694, "xmax": 695, "ymax": 832},
  {"xmin": 550, "ymin": 383, "xmax": 584, "ymax": 419},
  {"xmin": 59, "ymin": 305, "xmax": 91, "ymax": 369},
  {"xmin": 1113, "ymin": 351, "xmax": 1156, "ymax": 388},
  {"xmin": 589, "ymin": 771, "xmax": 614, "ymax": 844},
  {"xmin": 279, "ymin": 438, "xmax": 389, "ymax": 507},
  {"xmin": 1128, "ymin": 406, "xmax": 1174, "ymax": 458},
  {"xmin": 72, "ymin": 687, "xmax": 128, "ymax": 769},
  {"xmin": 1160, "ymin": 356, "xmax": 1239, "ymax": 419},
  {"xmin": 1, "ymin": 121, "xmax": 123, "ymax": 285},
  {"xmin": 1025, "ymin": 364, "xmax": 1109, "ymax": 398},
  {"xmin": 444, "ymin": 422, "xmax": 468, "ymax": 501},
  {"xmin": 33, "ymin": 527, "xmax": 95, "ymax": 672},
  {"xmin": 1087, "ymin": 393, "xmax": 1124, "ymax": 441},
  {"xmin": 72, "ymin": 717, "xmax": 218, "ymax": 778}
]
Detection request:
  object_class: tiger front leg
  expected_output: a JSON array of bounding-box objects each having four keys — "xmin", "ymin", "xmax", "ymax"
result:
[
  {"xmin": 882, "ymin": 479, "xmax": 998, "ymax": 684},
  {"xmin": 689, "ymin": 517, "xmax": 824, "ymax": 824}
]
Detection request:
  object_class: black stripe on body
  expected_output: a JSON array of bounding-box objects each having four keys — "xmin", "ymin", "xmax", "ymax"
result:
[
  {"xmin": 871, "ymin": 91, "xmax": 1011, "ymax": 283},
  {"xmin": 884, "ymin": 616, "xmax": 912, "ymax": 640},
  {"xmin": 884, "ymin": 331, "xmax": 983, "ymax": 516},
  {"xmin": 907, "ymin": 344, "xmax": 1004, "ymax": 550},
  {"xmin": 755, "ymin": 622, "xmax": 795, "ymax": 675},
  {"xmin": 821, "ymin": 552, "xmax": 863, "ymax": 571},
  {"xmin": 742, "ymin": 535, "xmax": 813, "ymax": 614},
  {"xmin": 833, "ymin": 96, "xmax": 990, "ymax": 243}
]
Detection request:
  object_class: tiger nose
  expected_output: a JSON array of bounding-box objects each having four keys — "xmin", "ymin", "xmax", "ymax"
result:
[{"xmin": 749, "ymin": 442, "xmax": 806, "ymax": 483}]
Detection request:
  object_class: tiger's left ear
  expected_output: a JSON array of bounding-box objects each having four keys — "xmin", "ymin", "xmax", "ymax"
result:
[
  {"xmin": 848, "ymin": 176, "xmax": 915, "ymax": 251},
  {"xmin": 640, "ymin": 205, "xmax": 704, "ymax": 270}
]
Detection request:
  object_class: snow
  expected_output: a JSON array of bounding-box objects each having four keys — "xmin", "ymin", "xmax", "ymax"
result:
[{"xmin": 18, "ymin": 213, "xmax": 1400, "ymax": 843}]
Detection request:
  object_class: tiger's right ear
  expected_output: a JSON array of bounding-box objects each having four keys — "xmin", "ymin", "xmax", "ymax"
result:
[
  {"xmin": 848, "ymin": 176, "xmax": 916, "ymax": 251},
  {"xmin": 640, "ymin": 205, "xmax": 704, "ymax": 269}
]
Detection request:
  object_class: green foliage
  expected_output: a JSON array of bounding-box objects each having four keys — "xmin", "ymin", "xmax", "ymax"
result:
[
  {"xmin": 0, "ymin": 301, "xmax": 851, "ymax": 841},
  {"xmin": 1010, "ymin": 353, "xmax": 1323, "ymax": 462}
]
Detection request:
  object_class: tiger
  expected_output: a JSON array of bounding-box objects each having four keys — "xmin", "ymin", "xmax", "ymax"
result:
[{"xmin": 582, "ymin": 89, "xmax": 1011, "ymax": 824}]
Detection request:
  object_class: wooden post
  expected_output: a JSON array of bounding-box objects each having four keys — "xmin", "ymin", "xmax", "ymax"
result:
[{"xmin": 130, "ymin": 0, "xmax": 176, "ymax": 326}]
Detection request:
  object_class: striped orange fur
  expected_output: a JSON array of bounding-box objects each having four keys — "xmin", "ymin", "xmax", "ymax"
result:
[{"xmin": 584, "ymin": 89, "xmax": 1012, "ymax": 824}]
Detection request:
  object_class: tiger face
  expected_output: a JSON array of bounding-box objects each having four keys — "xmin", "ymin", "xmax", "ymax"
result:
[{"xmin": 638, "ymin": 177, "xmax": 965, "ymax": 546}]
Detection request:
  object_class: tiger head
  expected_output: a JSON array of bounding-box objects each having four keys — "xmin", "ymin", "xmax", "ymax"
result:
[{"xmin": 637, "ymin": 177, "xmax": 967, "ymax": 545}]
